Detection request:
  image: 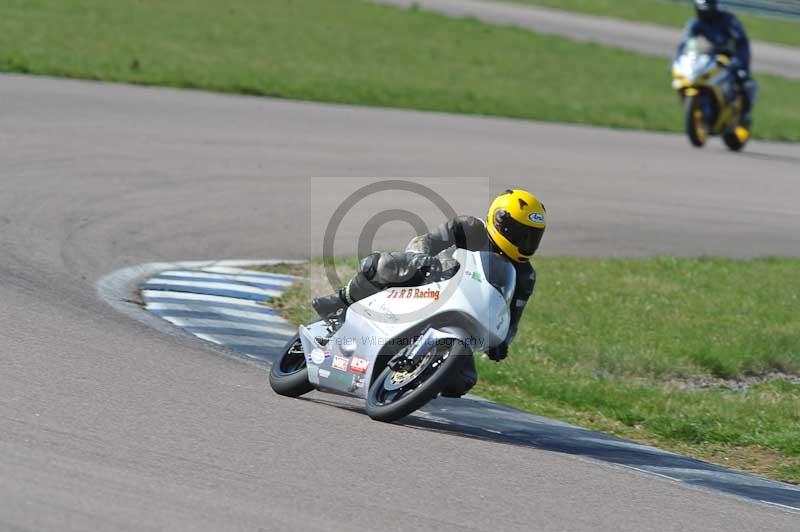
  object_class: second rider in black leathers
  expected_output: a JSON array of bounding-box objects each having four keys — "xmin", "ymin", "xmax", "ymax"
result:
[{"xmin": 678, "ymin": 0, "xmax": 757, "ymax": 126}]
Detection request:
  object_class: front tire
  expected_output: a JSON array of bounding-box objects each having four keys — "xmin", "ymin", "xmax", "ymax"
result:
[
  {"xmin": 723, "ymin": 126, "xmax": 749, "ymax": 152},
  {"xmin": 269, "ymin": 334, "xmax": 314, "ymax": 397},
  {"xmin": 366, "ymin": 340, "xmax": 469, "ymax": 423},
  {"xmin": 684, "ymin": 95, "xmax": 708, "ymax": 148}
]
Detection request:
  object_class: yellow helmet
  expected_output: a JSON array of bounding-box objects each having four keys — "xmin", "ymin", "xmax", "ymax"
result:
[{"xmin": 486, "ymin": 189, "xmax": 546, "ymax": 262}]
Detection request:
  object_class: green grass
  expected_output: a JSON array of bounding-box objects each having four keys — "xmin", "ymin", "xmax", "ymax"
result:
[
  {"xmin": 2, "ymin": 0, "xmax": 800, "ymax": 141},
  {"xmin": 507, "ymin": 257, "xmax": 800, "ymax": 379},
  {"xmin": 505, "ymin": 0, "xmax": 800, "ymax": 47},
  {"xmin": 260, "ymin": 257, "xmax": 800, "ymax": 483}
]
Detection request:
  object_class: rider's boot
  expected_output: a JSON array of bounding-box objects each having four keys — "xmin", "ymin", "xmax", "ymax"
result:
[
  {"xmin": 741, "ymin": 111, "xmax": 752, "ymax": 129},
  {"xmin": 741, "ymin": 79, "xmax": 758, "ymax": 129},
  {"xmin": 311, "ymin": 290, "xmax": 349, "ymax": 322}
]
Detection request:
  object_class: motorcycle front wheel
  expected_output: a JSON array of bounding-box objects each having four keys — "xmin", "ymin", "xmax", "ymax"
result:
[
  {"xmin": 723, "ymin": 125, "xmax": 749, "ymax": 152},
  {"xmin": 366, "ymin": 339, "xmax": 469, "ymax": 423},
  {"xmin": 269, "ymin": 334, "xmax": 315, "ymax": 397},
  {"xmin": 684, "ymin": 95, "xmax": 708, "ymax": 148}
]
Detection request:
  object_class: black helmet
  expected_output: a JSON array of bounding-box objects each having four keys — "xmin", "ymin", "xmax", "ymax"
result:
[{"xmin": 694, "ymin": 0, "xmax": 720, "ymax": 20}]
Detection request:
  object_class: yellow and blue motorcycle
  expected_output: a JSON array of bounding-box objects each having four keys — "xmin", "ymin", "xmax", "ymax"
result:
[{"xmin": 671, "ymin": 37, "xmax": 750, "ymax": 151}]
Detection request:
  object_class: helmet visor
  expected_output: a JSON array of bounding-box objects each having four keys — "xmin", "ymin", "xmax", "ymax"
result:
[
  {"xmin": 493, "ymin": 209, "xmax": 544, "ymax": 256},
  {"xmin": 694, "ymin": 0, "xmax": 718, "ymax": 12}
]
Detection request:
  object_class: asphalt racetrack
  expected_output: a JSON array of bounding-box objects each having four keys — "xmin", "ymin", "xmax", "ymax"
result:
[{"xmin": 1, "ymin": 74, "xmax": 799, "ymax": 531}]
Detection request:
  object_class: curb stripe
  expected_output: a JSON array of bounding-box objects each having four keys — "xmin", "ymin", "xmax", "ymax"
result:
[
  {"xmin": 144, "ymin": 299, "xmax": 279, "ymax": 316},
  {"xmin": 160, "ymin": 269, "xmax": 297, "ymax": 282},
  {"xmin": 154, "ymin": 273, "xmax": 292, "ymax": 290},
  {"xmin": 142, "ymin": 297, "xmax": 279, "ymax": 316},
  {"xmin": 199, "ymin": 266, "xmax": 301, "ymax": 280},
  {"xmin": 148, "ymin": 304, "xmax": 286, "ymax": 323},
  {"xmin": 141, "ymin": 278, "xmax": 280, "ymax": 296},
  {"xmin": 140, "ymin": 264, "xmax": 299, "ymax": 364},
  {"xmin": 193, "ymin": 333, "xmax": 223, "ymax": 345},
  {"xmin": 160, "ymin": 316, "xmax": 293, "ymax": 334},
  {"xmin": 141, "ymin": 284, "xmax": 278, "ymax": 301},
  {"xmin": 141, "ymin": 290, "xmax": 275, "ymax": 308},
  {"xmin": 149, "ymin": 309, "xmax": 287, "ymax": 326}
]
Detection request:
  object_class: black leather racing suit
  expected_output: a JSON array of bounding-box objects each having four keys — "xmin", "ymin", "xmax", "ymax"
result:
[{"xmin": 343, "ymin": 215, "xmax": 536, "ymax": 397}]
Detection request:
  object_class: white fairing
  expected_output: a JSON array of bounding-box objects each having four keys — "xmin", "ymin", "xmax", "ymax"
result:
[
  {"xmin": 673, "ymin": 51, "xmax": 715, "ymax": 84},
  {"xmin": 298, "ymin": 249, "xmax": 514, "ymax": 398},
  {"xmin": 672, "ymin": 37, "xmax": 722, "ymax": 87}
]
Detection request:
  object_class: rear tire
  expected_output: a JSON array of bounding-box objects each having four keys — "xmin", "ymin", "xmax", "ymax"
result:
[
  {"xmin": 684, "ymin": 95, "xmax": 707, "ymax": 148},
  {"xmin": 269, "ymin": 334, "xmax": 314, "ymax": 398},
  {"xmin": 366, "ymin": 340, "xmax": 469, "ymax": 423}
]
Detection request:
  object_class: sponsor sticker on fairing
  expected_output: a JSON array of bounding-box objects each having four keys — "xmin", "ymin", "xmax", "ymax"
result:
[
  {"xmin": 332, "ymin": 355, "xmax": 349, "ymax": 372},
  {"xmin": 309, "ymin": 348, "xmax": 330, "ymax": 365},
  {"xmin": 318, "ymin": 369, "xmax": 331, "ymax": 378},
  {"xmin": 463, "ymin": 270, "xmax": 482, "ymax": 282},
  {"xmin": 350, "ymin": 357, "xmax": 369, "ymax": 374},
  {"xmin": 327, "ymin": 370, "xmax": 354, "ymax": 388}
]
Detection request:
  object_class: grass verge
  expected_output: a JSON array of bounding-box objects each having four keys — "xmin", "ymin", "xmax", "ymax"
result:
[
  {"xmin": 1, "ymin": 0, "xmax": 799, "ymax": 141},
  {"xmin": 255, "ymin": 257, "xmax": 800, "ymax": 484},
  {"xmin": 505, "ymin": 0, "xmax": 800, "ymax": 47}
]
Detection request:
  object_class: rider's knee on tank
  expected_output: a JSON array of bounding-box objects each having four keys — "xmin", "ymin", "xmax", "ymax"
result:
[
  {"xmin": 344, "ymin": 251, "xmax": 396, "ymax": 304},
  {"xmin": 357, "ymin": 252, "xmax": 381, "ymax": 280},
  {"xmin": 374, "ymin": 251, "xmax": 415, "ymax": 284},
  {"xmin": 346, "ymin": 251, "xmax": 428, "ymax": 304},
  {"xmin": 357, "ymin": 251, "xmax": 415, "ymax": 282}
]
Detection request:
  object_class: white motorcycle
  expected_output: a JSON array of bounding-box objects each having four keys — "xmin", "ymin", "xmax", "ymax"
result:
[{"xmin": 269, "ymin": 249, "xmax": 515, "ymax": 422}]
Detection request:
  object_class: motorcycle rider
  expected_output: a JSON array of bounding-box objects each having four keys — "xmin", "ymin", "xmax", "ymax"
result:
[
  {"xmin": 677, "ymin": 0, "xmax": 757, "ymax": 127},
  {"xmin": 312, "ymin": 189, "xmax": 546, "ymax": 397}
]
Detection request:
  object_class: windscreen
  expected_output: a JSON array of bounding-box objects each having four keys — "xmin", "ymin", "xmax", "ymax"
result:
[
  {"xmin": 686, "ymin": 36, "xmax": 714, "ymax": 55},
  {"xmin": 477, "ymin": 252, "xmax": 516, "ymax": 303}
]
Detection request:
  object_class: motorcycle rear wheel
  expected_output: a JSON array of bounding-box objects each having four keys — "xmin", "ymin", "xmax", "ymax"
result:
[
  {"xmin": 366, "ymin": 340, "xmax": 469, "ymax": 423},
  {"xmin": 684, "ymin": 95, "xmax": 708, "ymax": 148},
  {"xmin": 269, "ymin": 334, "xmax": 315, "ymax": 397}
]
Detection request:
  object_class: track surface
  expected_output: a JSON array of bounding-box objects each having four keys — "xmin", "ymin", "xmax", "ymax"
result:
[
  {"xmin": 1, "ymin": 74, "xmax": 799, "ymax": 531},
  {"xmin": 374, "ymin": 0, "xmax": 800, "ymax": 79},
  {"xmin": 129, "ymin": 262, "xmax": 800, "ymax": 509}
]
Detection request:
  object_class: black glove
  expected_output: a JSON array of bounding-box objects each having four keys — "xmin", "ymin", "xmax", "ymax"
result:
[
  {"xmin": 726, "ymin": 58, "xmax": 747, "ymax": 81},
  {"xmin": 409, "ymin": 254, "xmax": 442, "ymax": 282},
  {"xmin": 487, "ymin": 342, "xmax": 508, "ymax": 362}
]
